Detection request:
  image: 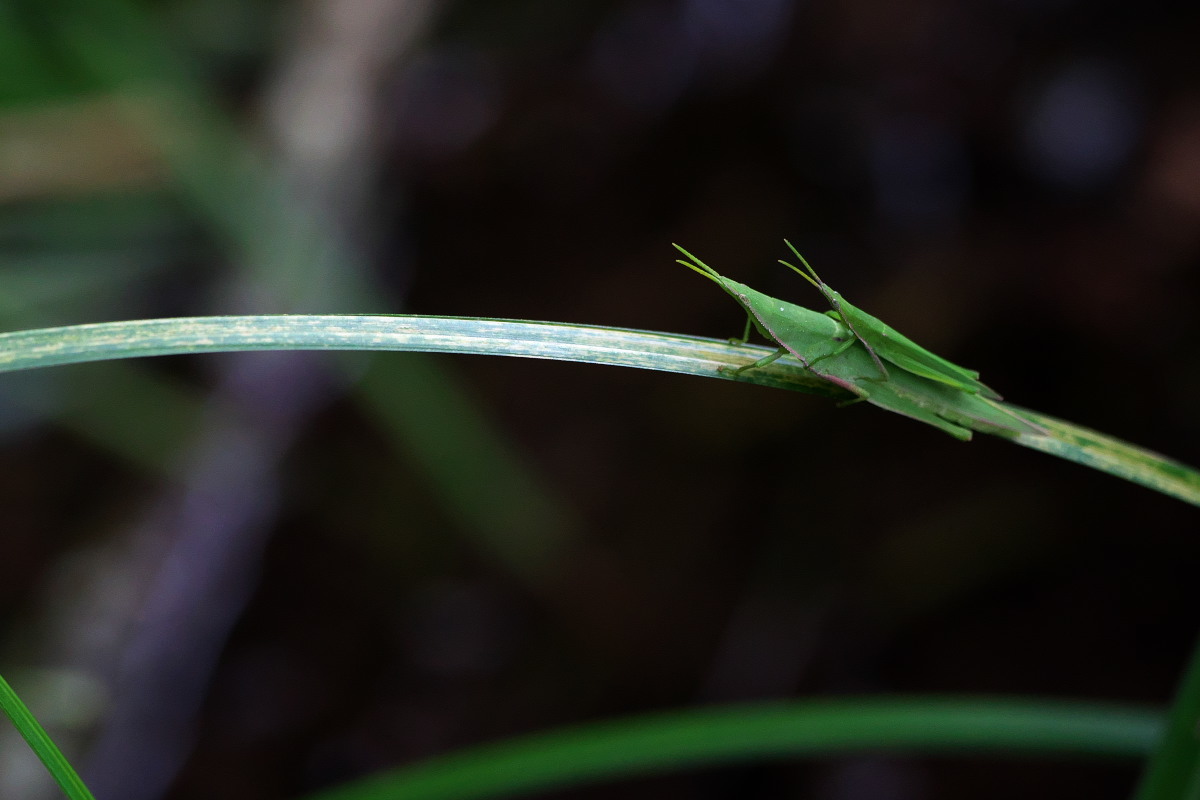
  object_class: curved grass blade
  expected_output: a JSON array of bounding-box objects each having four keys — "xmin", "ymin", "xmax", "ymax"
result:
[
  {"xmin": 1008, "ymin": 407, "xmax": 1200, "ymax": 509},
  {"xmin": 300, "ymin": 697, "xmax": 1163, "ymax": 800},
  {"xmin": 1, "ymin": 315, "xmax": 1197, "ymax": 506},
  {"xmin": 0, "ymin": 673, "xmax": 96, "ymax": 800},
  {"xmin": 0, "ymin": 314, "xmax": 854, "ymax": 398}
]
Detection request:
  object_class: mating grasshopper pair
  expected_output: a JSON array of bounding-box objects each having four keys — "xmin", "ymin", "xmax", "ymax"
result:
[{"xmin": 676, "ymin": 242, "xmax": 1044, "ymax": 440}]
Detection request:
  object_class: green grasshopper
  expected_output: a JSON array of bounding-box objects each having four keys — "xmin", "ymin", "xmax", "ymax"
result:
[
  {"xmin": 676, "ymin": 244, "xmax": 1043, "ymax": 440},
  {"xmin": 675, "ymin": 244, "xmax": 862, "ymax": 391},
  {"xmin": 780, "ymin": 239, "xmax": 1000, "ymax": 400}
]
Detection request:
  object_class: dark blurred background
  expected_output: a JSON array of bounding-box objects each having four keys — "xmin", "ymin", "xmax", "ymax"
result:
[{"xmin": 1, "ymin": 1, "xmax": 1199, "ymax": 798}]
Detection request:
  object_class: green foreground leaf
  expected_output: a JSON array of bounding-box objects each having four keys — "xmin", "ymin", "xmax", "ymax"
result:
[
  {"xmin": 0, "ymin": 673, "xmax": 95, "ymax": 800},
  {"xmin": 1, "ymin": 315, "xmax": 1198, "ymax": 506},
  {"xmin": 301, "ymin": 698, "xmax": 1163, "ymax": 800},
  {"xmin": 1133, "ymin": 640, "xmax": 1200, "ymax": 800}
]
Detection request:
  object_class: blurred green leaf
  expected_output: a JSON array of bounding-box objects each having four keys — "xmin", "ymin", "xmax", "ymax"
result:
[
  {"xmin": 0, "ymin": 672, "xmax": 96, "ymax": 800},
  {"xmin": 1134, "ymin": 640, "xmax": 1200, "ymax": 800},
  {"xmin": 302, "ymin": 697, "xmax": 1163, "ymax": 800}
]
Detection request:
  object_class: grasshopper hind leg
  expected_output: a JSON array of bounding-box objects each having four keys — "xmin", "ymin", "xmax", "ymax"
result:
[{"xmin": 721, "ymin": 346, "xmax": 792, "ymax": 376}]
